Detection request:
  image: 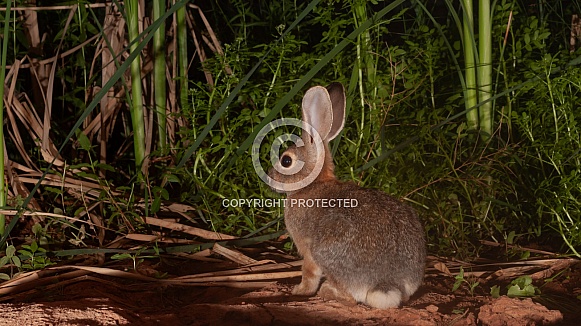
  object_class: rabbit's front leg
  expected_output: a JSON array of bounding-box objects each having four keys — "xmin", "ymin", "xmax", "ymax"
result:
[{"xmin": 293, "ymin": 250, "xmax": 322, "ymax": 296}]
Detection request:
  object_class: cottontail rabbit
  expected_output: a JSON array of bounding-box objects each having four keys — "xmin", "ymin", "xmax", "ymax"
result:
[{"xmin": 267, "ymin": 82, "xmax": 426, "ymax": 309}]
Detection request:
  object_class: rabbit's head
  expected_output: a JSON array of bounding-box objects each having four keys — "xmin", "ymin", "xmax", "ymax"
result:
[{"xmin": 268, "ymin": 82, "xmax": 346, "ymax": 194}]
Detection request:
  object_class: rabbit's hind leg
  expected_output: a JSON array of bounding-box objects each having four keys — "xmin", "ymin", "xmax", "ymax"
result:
[{"xmin": 318, "ymin": 279, "xmax": 357, "ymax": 306}]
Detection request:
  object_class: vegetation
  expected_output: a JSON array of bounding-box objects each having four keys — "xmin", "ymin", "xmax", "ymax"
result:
[{"xmin": 0, "ymin": 0, "xmax": 580, "ymax": 277}]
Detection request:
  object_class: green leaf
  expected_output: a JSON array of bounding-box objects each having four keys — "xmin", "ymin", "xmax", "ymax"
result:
[
  {"xmin": 76, "ymin": 172, "xmax": 99, "ymax": 180},
  {"xmin": 12, "ymin": 256, "xmax": 21, "ymax": 268},
  {"xmin": 94, "ymin": 163, "xmax": 116, "ymax": 172},
  {"xmin": 507, "ymin": 284, "xmax": 535, "ymax": 297},
  {"xmin": 30, "ymin": 241, "xmax": 39, "ymax": 252},
  {"xmin": 452, "ymin": 279, "xmax": 462, "ymax": 292},
  {"xmin": 68, "ymin": 162, "xmax": 92, "ymax": 170},
  {"xmin": 512, "ymin": 275, "xmax": 532, "ymax": 288},
  {"xmin": 75, "ymin": 128, "xmax": 92, "ymax": 152},
  {"xmin": 32, "ymin": 223, "xmax": 43, "ymax": 237},
  {"xmin": 452, "ymin": 267, "xmax": 464, "ymax": 292},
  {"xmin": 164, "ymin": 173, "xmax": 181, "ymax": 183},
  {"xmin": 506, "ymin": 231, "xmax": 516, "ymax": 244},
  {"xmin": 43, "ymin": 187, "xmax": 63, "ymax": 195},
  {"xmin": 18, "ymin": 249, "xmax": 32, "ymax": 258},
  {"xmin": 152, "ymin": 195, "xmax": 162, "ymax": 214},
  {"xmin": 0, "ymin": 273, "xmax": 10, "ymax": 281},
  {"xmin": 85, "ymin": 22, "xmax": 98, "ymax": 34},
  {"xmin": 470, "ymin": 282, "xmax": 480, "ymax": 292},
  {"xmin": 6, "ymin": 245, "xmax": 16, "ymax": 257},
  {"xmin": 507, "ymin": 276, "xmax": 537, "ymax": 297},
  {"xmin": 490, "ymin": 285, "xmax": 500, "ymax": 298},
  {"xmin": 0, "ymin": 256, "xmax": 9, "ymax": 267},
  {"xmin": 111, "ymin": 253, "xmax": 133, "ymax": 261}
]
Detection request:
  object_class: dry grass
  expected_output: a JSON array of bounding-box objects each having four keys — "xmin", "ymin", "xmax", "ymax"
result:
[
  {"xmin": 2, "ymin": 2, "xmax": 227, "ymax": 243},
  {"xmin": 0, "ymin": 239, "xmax": 576, "ymax": 302}
]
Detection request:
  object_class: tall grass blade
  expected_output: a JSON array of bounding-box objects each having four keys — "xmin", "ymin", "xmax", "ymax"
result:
[{"xmin": 0, "ymin": 0, "xmax": 12, "ymax": 237}]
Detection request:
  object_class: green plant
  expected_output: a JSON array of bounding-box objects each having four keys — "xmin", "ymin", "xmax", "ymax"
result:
[
  {"xmin": 18, "ymin": 241, "xmax": 55, "ymax": 270},
  {"xmin": 453, "ymin": 266, "xmax": 480, "ymax": 296},
  {"xmin": 0, "ymin": 245, "xmax": 20, "ymax": 280},
  {"xmin": 507, "ymin": 275, "xmax": 540, "ymax": 298},
  {"xmin": 111, "ymin": 246, "xmax": 160, "ymax": 271},
  {"xmin": 490, "ymin": 275, "xmax": 541, "ymax": 298}
]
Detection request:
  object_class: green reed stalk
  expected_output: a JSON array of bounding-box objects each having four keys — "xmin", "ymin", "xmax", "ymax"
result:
[
  {"xmin": 153, "ymin": 0, "xmax": 168, "ymax": 154},
  {"xmin": 352, "ymin": 0, "xmax": 369, "ymax": 163},
  {"xmin": 0, "ymin": 0, "xmax": 12, "ymax": 237},
  {"xmin": 126, "ymin": 0, "xmax": 146, "ymax": 177},
  {"xmin": 478, "ymin": 0, "xmax": 492, "ymax": 140},
  {"xmin": 176, "ymin": 3, "xmax": 188, "ymax": 111},
  {"xmin": 461, "ymin": 0, "xmax": 479, "ymax": 132}
]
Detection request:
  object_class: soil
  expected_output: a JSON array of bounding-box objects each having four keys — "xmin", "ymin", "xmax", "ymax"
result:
[{"xmin": 0, "ymin": 249, "xmax": 579, "ymax": 326}]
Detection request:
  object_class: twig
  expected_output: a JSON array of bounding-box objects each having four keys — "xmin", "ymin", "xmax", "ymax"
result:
[
  {"xmin": 145, "ymin": 217, "xmax": 236, "ymax": 240},
  {"xmin": 212, "ymin": 243, "xmax": 257, "ymax": 265}
]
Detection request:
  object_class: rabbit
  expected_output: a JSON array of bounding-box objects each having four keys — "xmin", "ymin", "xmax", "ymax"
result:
[{"xmin": 267, "ymin": 82, "xmax": 426, "ymax": 309}]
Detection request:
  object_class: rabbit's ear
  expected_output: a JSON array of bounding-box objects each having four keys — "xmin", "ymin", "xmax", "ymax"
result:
[
  {"xmin": 301, "ymin": 86, "xmax": 333, "ymax": 143},
  {"xmin": 326, "ymin": 82, "xmax": 345, "ymax": 141}
]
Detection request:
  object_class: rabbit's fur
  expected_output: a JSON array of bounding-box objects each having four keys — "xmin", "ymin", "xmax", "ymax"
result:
[{"xmin": 268, "ymin": 82, "xmax": 426, "ymax": 309}]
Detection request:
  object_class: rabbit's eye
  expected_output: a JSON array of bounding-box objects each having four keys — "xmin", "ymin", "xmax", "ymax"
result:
[{"xmin": 281, "ymin": 155, "xmax": 292, "ymax": 168}]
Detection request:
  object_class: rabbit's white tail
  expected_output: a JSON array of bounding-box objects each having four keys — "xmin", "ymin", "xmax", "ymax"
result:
[{"xmin": 365, "ymin": 289, "xmax": 402, "ymax": 309}]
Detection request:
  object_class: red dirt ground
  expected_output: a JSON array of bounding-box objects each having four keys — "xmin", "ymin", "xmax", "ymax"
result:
[{"xmin": 0, "ymin": 251, "xmax": 579, "ymax": 326}]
